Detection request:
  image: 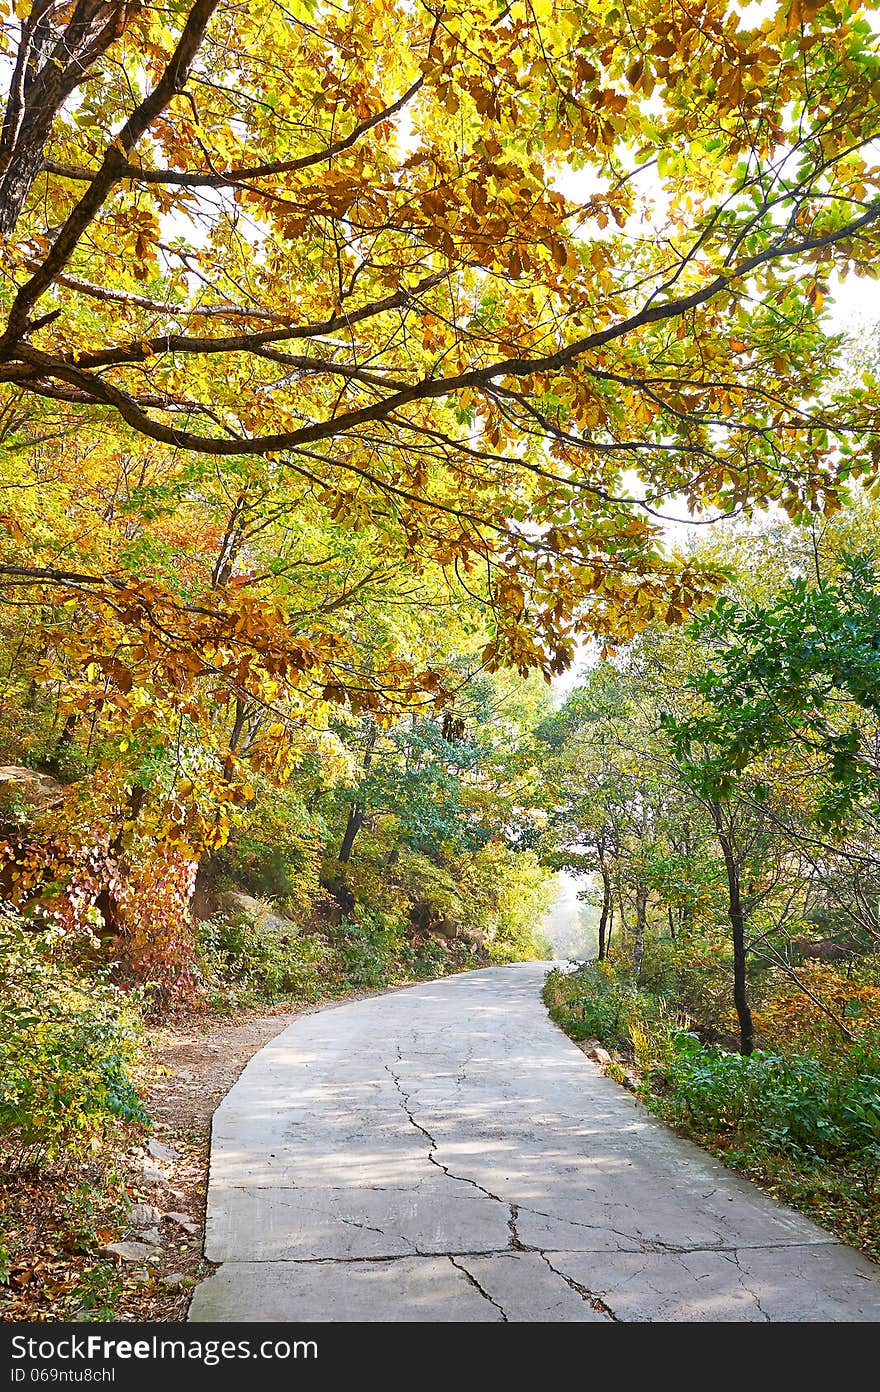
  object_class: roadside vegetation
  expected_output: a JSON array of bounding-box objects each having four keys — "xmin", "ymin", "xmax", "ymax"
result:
[
  {"xmin": 0, "ymin": 679, "xmax": 553, "ymax": 1318},
  {"xmin": 542, "ymin": 504, "xmax": 880, "ymax": 1264}
]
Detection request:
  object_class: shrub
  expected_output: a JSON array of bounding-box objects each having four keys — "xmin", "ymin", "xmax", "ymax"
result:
[
  {"xmin": 330, "ymin": 911, "xmax": 405, "ymax": 991},
  {"xmin": 329, "ymin": 908, "xmax": 471, "ymax": 990},
  {"xmin": 653, "ymin": 1031, "xmax": 880, "ymax": 1189},
  {"xmin": 0, "ymin": 911, "xmax": 148, "ymax": 1170},
  {"xmin": 750, "ymin": 961, "xmax": 880, "ymax": 1060},
  {"xmin": 638, "ymin": 928, "xmax": 733, "ymax": 1031},
  {"xmin": 543, "ymin": 961, "xmax": 676, "ymax": 1052},
  {"xmin": 195, "ymin": 912, "xmax": 332, "ymax": 1005}
]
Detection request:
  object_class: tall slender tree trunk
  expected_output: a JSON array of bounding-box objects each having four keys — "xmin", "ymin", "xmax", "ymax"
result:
[
  {"xmin": 336, "ymin": 722, "xmax": 377, "ymax": 866},
  {"xmin": 616, "ymin": 886, "xmax": 629, "ymax": 946},
  {"xmin": 338, "ymin": 804, "xmax": 365, "ymax": 864},
  {"xmin": 597, "ymin": 867, "xmax": 612, "ymax": 961},
  {"xmin": 712, "ymin": 804, "xmax": 755, "ymax": 1055},
  {"xmin": 633, "ymin": 883, "xmax": 648, "ymax": 981},
  {"xmin": 229, "ymin": 696, "xmax": 248, "ymax": 752}
]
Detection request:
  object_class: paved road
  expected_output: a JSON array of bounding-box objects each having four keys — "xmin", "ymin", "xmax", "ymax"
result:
[{"xmin": 189, "ymin": 962, "xmax": 880, "ymax": 1322}]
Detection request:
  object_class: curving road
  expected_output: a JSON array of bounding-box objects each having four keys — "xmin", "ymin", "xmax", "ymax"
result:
[{"xmin": 189, "ymin": 962, "xmax": 880, "ymax": 1322}]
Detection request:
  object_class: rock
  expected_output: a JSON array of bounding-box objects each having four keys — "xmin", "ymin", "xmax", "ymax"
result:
[
  {"xmin": 621, "ymin": 1069, "xmax": 641, "ymax": 1091},
  {"xmin": 0, "ymin": 765, "xmax": 65, "ymax": 811},
  {"xmin": 791, "ymin": 935, "xmax": 850, "ymax": 962},
  {"xmin": 139, "ymin": 1228, "xmax": 163, "ymax": 1247},
  {"xmin": 128, "ymin": 1203, "xmax": 162, "ymax": 1228},
  {"xmin": 163, "ymin": 1273, "xmax": 189, "ymax": 1289},
  {"xmin": 102, "ymin": 1241, "xmax": 156, "ymax": 1263},
  {"xmin": 213, "ymin": 889, "xmax": 294, "ymax": 935},
  {"xmin": 583, "ymin": 1038, "xmax": 603, "ymax": 1054},
  {"xmin": 148, "ymin": 1139, "xmax": 179, "ymax": 1163},
  {"xmin": 129, "ymin": 1269, "xmax": 151, "ymax": 1285},
  {"xmin": 586, "ymin": 1045, "xmax": 612, "ymax": 1066},
  {"xmin": 164, "ymin": 1212, "xmax": 199, "ymax": 1235},
  {"xmin": 139, "ymin": 1160, "xmax": 168, "ymax": 1184}
]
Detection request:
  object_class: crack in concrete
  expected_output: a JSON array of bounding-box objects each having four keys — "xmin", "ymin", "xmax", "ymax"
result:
[
  {"xmin": 339, "ymin": 1217, "xmax": 389, "ymax": 1238},
  {"xmin": 385, "ymin": 1051, "xmax": 519, "ymax": 1241},
  {"xmin": 448, "ymin": 1256, "xmax": 508, "ymax": 1321},
  {"xmin": 721, "ymin": 1249, "xmax": 772, "ymax": 1322},
  {"xmin": 515, "ymin": 1202, "xmax": 644, "ymax": 1249},
  {"xmin": 538, "ymin": 1251, "xmax": 617, "ymax": 1320},
  {"xmin": 207, "ymin": 1237, "xmax": 843, "ymax": 1268},
  {"xmin": 454, "ymin": 1050, "xmax": 475, "ymax": 1090},
  {"xmin": 508, "ymin": 1203, "xmax": 525, "ymax": 1251}
]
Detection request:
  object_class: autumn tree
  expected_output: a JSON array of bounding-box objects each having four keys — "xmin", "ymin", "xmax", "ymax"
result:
[
  {"xmin": 2, "ymin": 0, "xmax": 880, "ymax": 728},
  {"xmin": 2, "ymin": 0, "xmax": 880, "ymax": 985}
]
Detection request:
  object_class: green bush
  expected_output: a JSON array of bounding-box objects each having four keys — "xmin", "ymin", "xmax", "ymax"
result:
[
  {"xmin": 543, "ymin": 962, "xmax": 672, "ymax": 1052},
  {"xmin": 331, "ymin": 915, "xmax": 399, "ymax": 991},
  {"xmin": 0, "ymin": 912, "xmax": 148, "ymax": 1169},
  {"xmin": 195, "ymin": 913, "xmax": 332, "ymax": 1005},
  {"xmin": 654, "ymin": 1032, "xmax": 880, "ymax": 1183}
]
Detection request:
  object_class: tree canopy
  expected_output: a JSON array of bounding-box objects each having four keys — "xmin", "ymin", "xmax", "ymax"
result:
[{"xmin": 2, "ymin": 0, "xmax": 880, "ymax": 722}]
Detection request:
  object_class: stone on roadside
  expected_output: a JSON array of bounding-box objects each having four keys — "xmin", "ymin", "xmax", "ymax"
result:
[
  {"xmin": 213, "ymin": 889, "xmax": 294, "ymax": 936},
  {"xmin": 586, "ymin": 1044, "xmax": 612, "ymax": 1065},
  {"xmin": 164, "ymin": 1212, "xmax": 199, "ymax": 1235},
  {"xmin": 128, "ymin": 1203, "xmax": 162, "ymax": 1228},
  {"xmin": 147, "ymin": 1139, "xmax": 179, "ymax": 1163},
  {"xmin": 102, "ymin": 1241, "xmax": 156, "ymax": 1263},
  {"xmin": 0, "ymin": 765, "xmax": 65, "ymax": 810},
  {"xmin": 139, "ymin": 1160, "xmax": 168, "ymax": 1184}
]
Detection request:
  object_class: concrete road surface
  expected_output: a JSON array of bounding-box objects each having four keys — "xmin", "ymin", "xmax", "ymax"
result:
[{"xmin": 188, "ymin": 962, "xmax": 880, "ymax": 1322}]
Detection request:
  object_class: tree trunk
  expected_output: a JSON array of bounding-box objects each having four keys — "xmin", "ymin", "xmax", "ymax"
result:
[
  {"xmin": 616, "ymin": 886, "xmax": 629, "ymax": 944},
  {"xmin": 229, "ymin": 696, "xmax": 248, "ymax": 752},
  {"xmin": 0, "ymin": 0, "xmax": 131, "ymax": 235},
  {"xmin": 336, "ymin": 722, "xmax": 377, "ymax": 865},
  {"xmin": 338, "ymin": 804, "xmax": 365, "ymax": 864},
  {"xmin": 633, "ymin": 883, "xmax": 648, "ymax": 981},
  {"xmin": 713, "ymin": 807, "xmax": 755, "ymax": 1055},
  {"xmin": 597, "ymin": 867, "xmax": 612, "ymax": 961}
]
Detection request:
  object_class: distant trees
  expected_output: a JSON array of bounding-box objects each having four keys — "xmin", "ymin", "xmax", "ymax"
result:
[{"xmin": 539, "ymin": 513, "xmax": 880, "ymax": 1054}]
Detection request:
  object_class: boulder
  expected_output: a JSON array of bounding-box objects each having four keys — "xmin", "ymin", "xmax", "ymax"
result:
[
  {"xmin": 138, "ymin": 1159, "xmax": 168, "ymax": 1185},
  {"xmin": 213, "ymin": 888, "xmax": 294, "ymax": 935},
  {"xmin": 147, "ymin": 1139, "xmax": 179, "ymax": 1163},
  {"xmin": 128, "ymin": 1203, "xmax": 162, "ymax": 1229},
  {"xmin": 0, "ymin": 765, "xmax": 65, "ymax": 812},
  {"xmin": 585, "ymin": 1043, "xmax": 612, "ymax": 1066}
]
